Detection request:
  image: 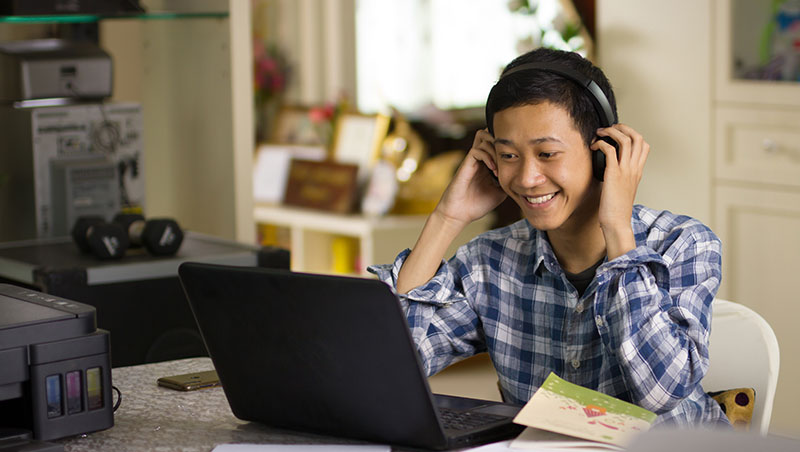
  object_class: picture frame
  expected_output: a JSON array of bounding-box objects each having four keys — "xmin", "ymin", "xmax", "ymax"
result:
[
  {"xmin": 283, "ymin": 159, "xmax": 360, "ymax": 214},
  {"xmin": 330, "ymin": 112, "xmax": 391, "ymax": 179},
  {"xmin": 270, "ymin": 106, "xmax": 324, "ymax": 146}
]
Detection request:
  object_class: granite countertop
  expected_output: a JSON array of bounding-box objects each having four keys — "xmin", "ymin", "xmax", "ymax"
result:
[{"xmin": 58, "ymin": 357, "xmax": 362, "ymax": 452}]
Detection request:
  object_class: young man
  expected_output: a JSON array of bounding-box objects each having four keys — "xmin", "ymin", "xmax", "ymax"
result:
[{"xmin": 369, "ymin": 48, "xmax": 728, "ymax": 426}]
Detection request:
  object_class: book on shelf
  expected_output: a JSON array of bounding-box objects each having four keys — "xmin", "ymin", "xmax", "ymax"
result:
[{"xmin": 510, "ymin": 373, "xmax": 656, "ymax": 451}]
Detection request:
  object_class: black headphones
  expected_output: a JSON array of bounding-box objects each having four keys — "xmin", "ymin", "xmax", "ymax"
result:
[{"xmin": 491, "ymin": 62, "xmax": 618, "ymax": 181}]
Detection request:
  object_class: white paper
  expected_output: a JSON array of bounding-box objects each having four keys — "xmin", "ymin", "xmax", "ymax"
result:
[
  {"xmin": 212, "ymin": 445, "xmax": 390, "ymax": 452},
  {"xmin": 253, "ymin": 145, "xmax": 326, "ymax": 203},
  {"xmin": 458, "ymin": 437, "xmax": 609, "ymax": 452},
  {"xmin": 509, "ymin": 427, "xmax": 622, "ymax": 451}
]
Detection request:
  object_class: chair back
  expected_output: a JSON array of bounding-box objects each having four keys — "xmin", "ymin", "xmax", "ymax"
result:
[{"xmin": 704, "ymin": 299, "xmax": 780, "ymax": 434}]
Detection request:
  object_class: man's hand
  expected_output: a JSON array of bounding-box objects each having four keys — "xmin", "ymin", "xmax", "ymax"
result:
[
  {"xmin": 396, "ymin": 129, "xmax": 507, "ymax": 294},
  {"xmin": 592, "ymin": 124, "xmax": 650, "ymax": 261},
  {"xmin": 434, "ymin": 128, "xmax": 508, "ymax": 228}
]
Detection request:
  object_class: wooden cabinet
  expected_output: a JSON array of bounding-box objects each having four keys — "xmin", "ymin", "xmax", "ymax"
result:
[{"xmin": 253, "ymin": 204, "xmax": 494, "ymax": 275}]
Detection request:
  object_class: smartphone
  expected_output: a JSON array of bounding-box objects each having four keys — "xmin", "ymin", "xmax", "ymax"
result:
[{"xmin": 157, "ymin": 370, "xmax": 221, "ymax": 391}]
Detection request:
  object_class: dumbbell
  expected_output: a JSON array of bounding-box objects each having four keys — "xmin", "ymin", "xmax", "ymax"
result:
[
  {"xmin": 112, "ymin": 213, "xmax": 184, "ymax": 256},
  {"xmin": 71, "ymin": 216, "xmax": 130, "ymax": 259}
]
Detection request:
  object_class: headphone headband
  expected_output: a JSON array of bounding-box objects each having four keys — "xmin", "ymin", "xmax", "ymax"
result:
[{"xmin": 497, "ymin": 62, "xmax": 617, "ymax": 127}]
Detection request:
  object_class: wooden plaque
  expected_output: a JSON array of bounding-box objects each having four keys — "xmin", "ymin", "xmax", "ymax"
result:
[{"xmin": 283, "ymin": 159, "xmax": 359, "ymax": 213}]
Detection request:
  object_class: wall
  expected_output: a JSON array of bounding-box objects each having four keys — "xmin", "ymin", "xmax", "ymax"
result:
[{"xmin": 597, "ymin": 0, "xmax": 713, "ymax": 224}]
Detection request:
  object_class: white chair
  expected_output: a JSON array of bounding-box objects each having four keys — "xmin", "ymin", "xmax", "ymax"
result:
[{"xmin": 704, "ymin": 298, "xmax": 780, "ymax": 435}]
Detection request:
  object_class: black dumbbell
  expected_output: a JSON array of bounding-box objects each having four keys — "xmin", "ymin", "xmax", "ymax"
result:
[
  {"xmin": 71, "ymin": 216, "xmax": 130, "ymax": 259},
  {"xmin": 112, "ymin": 213, "xmax": 184, "ymax": 256}
]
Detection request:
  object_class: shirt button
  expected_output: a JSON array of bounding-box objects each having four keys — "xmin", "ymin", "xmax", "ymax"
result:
[
  {"xmin": 571, "ymin": 359, "xmax": 581, "ymax": 369},
  {"xmin": 575, "ymin": 304, "xmax": 584, "ymax": 314},
  {"xmin": 595, "ymin": 316, "xmax": 604, "ymax": 327}
]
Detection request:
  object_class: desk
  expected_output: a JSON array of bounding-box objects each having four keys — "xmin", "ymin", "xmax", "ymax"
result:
[{"xmin": 58, "ymin": 357, "xmax": 367, "ymax": 452}]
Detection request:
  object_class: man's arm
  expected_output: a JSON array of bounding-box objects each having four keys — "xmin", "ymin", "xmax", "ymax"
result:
[
  {"xmin": 594, "ymin": 224, "xmax": 721, "ymax": 414},
  {"xmin": 397, "ymin": 129, "xmax": 506, "ymax": 293}
]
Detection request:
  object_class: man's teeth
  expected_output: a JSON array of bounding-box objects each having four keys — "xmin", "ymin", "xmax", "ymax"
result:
[{"xmin": 525, "ymin": 193, "xmax": 555, "ymax": 204}]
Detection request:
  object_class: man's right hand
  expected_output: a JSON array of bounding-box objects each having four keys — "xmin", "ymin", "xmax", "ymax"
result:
[
  {"xmin": 435, "ymin": 128, "xmax": 508, "ymax": 227},
  {"xmin": 396, "ymin": 129, "xmax": 507, "ymax": 294}
]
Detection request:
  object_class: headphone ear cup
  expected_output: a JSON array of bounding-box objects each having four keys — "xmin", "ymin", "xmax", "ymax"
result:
[
  {"xmin": 592, "ymin": 149, "xmax": 606, "ymax": 181},
  {"xmin": 592, "ymin": 136, "xmax": 619, "ymax": 181}
]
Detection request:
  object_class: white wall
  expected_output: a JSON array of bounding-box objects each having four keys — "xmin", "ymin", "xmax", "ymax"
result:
[{"xmin": 597, "ymin": 1, "xmax": 713, "ymax": 224}]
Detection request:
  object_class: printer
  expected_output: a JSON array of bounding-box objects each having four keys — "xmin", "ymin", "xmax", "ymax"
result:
[
  {"xmin": 0, "ymin": 38, "xmax": 112, "ymax": 104},
  {"xmin": 0, "ymin": 283, "xmax": 113, "ymax": 442}
]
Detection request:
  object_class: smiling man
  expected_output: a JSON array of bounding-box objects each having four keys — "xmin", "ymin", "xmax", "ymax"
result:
[{"xmin": 369, "ymin": 48, "xmax": 729, "ymax": 426}]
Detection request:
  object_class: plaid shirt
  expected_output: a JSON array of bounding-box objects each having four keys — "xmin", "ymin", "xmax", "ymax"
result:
[{"xmin": 369, "ymin": 205, "xmax": 729, "ymax": 426}]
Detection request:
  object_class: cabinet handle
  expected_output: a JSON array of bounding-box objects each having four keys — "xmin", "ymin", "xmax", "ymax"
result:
[{"xmin": 762, "ymin": 138, "xmax": 779, "ymax": 154}]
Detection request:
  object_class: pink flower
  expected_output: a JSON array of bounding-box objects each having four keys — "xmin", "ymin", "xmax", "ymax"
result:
[{"xmin": 309, "ymin": 104, "xmax": 335, "ymax": 123}]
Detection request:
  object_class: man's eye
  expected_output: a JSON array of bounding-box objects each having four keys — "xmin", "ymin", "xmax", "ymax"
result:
[
  {"xmin": 500, "ymin": 153, "xmax": 517, "ymax": 160},
  {"xmin": 539, "ymin": 152, "xmax": 555, "ymax": 159}
]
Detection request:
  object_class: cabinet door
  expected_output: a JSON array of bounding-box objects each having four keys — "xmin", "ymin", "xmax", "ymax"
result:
[{"xmin": 714, "ymin": 184, "xmax": 800, "ymax": 434}]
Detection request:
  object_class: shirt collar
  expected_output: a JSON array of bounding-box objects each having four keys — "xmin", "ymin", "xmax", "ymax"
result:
[
  {"xmin": 530, "ymin": 223, "xmax": 560, "ymax": 277},
  {"xmin": 528, "ymin": 207, "xmax": 646, "ymax": 277}
]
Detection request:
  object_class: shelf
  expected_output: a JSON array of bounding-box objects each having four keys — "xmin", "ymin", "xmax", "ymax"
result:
[
  {"xmin": 0, "ymin": 12, "xmax": 228, "ymax": 24},
  {"xmin": 254, "ymin": 204, "xmax": 433, "ymax": 236},
  {"xmin": 254, "ymin": 204, "xmax": 495, "ymax": 276}
]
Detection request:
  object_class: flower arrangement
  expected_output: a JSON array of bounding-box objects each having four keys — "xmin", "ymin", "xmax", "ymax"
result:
[
  {"xmin": 253, "ymin": 37, "xmax": 289, "ymax": 105},
  {"xmin": 253, "ymin": 37, "xmax": 290, "ymax": 141}
]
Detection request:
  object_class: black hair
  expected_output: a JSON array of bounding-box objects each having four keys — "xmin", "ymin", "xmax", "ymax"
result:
[{"xmin": 485, "ymin": 48, "xmax": 617, "ymax": 148}]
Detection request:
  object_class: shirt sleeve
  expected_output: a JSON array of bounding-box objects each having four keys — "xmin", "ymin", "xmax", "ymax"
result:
[
  {"xmin": 592, "ymin": 223, "xmax": 721, "ymax": 414},
  {"xmin": 367, "ymin": 247, "xmax": 487, "ymax": 376}
]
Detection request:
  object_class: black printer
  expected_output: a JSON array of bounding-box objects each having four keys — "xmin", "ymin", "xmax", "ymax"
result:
[{"xmin": 0, "ymin": 283, "xmax": 113, "ymax": 443}]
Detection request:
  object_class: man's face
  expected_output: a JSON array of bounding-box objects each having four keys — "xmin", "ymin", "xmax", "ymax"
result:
[{"xmin": 493, "ymin": 101, "xmax": 600, "ymax": 233}]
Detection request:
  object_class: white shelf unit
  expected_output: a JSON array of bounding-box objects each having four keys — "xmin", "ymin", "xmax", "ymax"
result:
[{"xmin": 253, "ymin": 204, "xmax": 494, "ymax": 275}]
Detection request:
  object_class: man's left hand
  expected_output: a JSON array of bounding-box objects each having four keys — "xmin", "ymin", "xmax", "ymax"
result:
[{"xmin": 592, "ymin": 123, "xmax": 650, "ymax": 260}]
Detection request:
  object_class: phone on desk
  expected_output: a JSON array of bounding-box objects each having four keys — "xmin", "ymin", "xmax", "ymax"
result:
[{"xmin": 157, "ymin": 370, "xmax": 221, "ymax": 391}]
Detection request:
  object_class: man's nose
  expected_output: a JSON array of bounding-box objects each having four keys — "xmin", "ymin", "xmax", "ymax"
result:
[{"xmin": 517, "ymin": 157, "xmax": 546, "ymax": 187}]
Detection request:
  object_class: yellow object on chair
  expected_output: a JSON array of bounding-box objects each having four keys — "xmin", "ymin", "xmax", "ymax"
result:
[{"xmin": 709, "ymin": 388, "xmax": 756, "ymax": 431}]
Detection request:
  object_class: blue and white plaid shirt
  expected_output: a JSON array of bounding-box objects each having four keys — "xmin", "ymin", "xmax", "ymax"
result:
[{"xmin": 369, "ymin": 205, "xmax": 729, "ymax": 426}]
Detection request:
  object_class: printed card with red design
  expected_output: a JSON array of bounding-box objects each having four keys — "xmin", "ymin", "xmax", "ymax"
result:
[{"xmin": 510, "ymin": 373, "xmax": 656, "ymax": 450}]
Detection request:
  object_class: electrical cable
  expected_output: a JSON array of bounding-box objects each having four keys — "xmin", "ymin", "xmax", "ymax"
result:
[{"xmin": 112, "ymin": 385, "xmax": 122, "ymax": 412}]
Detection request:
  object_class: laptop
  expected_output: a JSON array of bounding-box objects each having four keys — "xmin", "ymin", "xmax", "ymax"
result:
[{"xmin": 178, "ymin": 262, "xmax": 524, "ymax": 450}]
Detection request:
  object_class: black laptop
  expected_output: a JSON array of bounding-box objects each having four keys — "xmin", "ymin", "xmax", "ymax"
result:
[{"xmin": 178, "ymin": 262, "xmax": 524, "ymax": 450}]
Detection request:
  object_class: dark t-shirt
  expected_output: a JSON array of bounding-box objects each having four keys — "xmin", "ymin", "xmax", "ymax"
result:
[{"xmin": 564, "ymin": 257, "xmax": 604, "ymax": 297}]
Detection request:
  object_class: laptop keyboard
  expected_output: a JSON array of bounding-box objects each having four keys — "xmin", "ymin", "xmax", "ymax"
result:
[{"xmin": 438, "ymin": 408, "xmax": 508, "ymax": 431}]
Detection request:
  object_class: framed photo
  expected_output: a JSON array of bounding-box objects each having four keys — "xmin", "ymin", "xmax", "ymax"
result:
[
  {"xmin": 330, "ymin": 112, "xmax": 390, "ymax": 180},
  {"xmin": 270, "ymin": 106, "xmax": 324, "ymax": 145}
]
